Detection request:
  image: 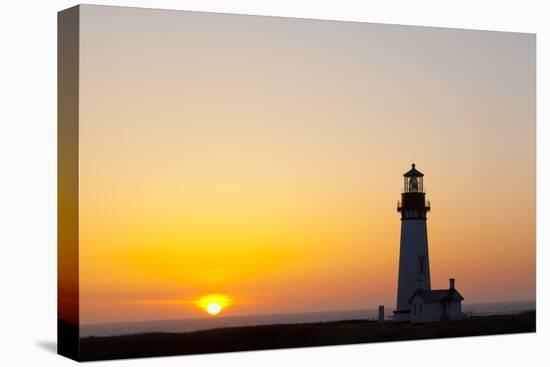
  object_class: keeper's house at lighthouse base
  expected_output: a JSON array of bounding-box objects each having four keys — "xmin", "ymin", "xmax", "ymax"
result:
[{"xmin": 408, "ymin": 278, "xmax": 464, "ymax": 323}]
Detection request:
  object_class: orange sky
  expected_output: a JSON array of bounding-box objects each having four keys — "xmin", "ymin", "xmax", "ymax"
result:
[{"xmin": 76, "ymin": 5, "xmax": 535, "ymax": 324}]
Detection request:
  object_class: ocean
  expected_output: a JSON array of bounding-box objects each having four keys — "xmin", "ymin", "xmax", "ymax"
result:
[{"xmin": 80, "ymin": 300, "xmax": 535, "ymax": 337}]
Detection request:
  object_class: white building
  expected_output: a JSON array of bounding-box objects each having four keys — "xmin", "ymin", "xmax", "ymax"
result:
[
  {"xmin": 409, "ymin": 278, "xmax": 464, "ymax": 323},
  {"xmin": 394, "ymin": 164, "xmax": 464, "ymax": 323}
]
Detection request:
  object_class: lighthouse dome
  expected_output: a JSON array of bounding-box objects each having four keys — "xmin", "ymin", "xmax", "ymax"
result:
[{"xmin": 403, "ymin": 163, "xmax": 424, "ymax": 177}]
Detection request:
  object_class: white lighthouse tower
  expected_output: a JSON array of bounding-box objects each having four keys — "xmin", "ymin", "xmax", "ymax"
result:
[{"xmin": 394, "ymin": 164, "xmax": 432, "ymax": 321}]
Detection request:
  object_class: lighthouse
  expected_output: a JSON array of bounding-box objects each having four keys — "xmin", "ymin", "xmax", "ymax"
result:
[{"xmin": 394, "ymin": 164, "xmax": 432, "ymax": 321}]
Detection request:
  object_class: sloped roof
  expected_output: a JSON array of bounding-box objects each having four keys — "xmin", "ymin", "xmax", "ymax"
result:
[
  {"xmin": 403, "ymin": 163, "xmax": 424, "ymax": 177},
  {"xmin": 408, "ymin": 288, "xmax": 464, "ymax": 304}
]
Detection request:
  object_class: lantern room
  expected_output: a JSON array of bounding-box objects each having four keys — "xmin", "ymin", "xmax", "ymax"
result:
[{"xmin": 403, "ymin": 163, "xmax": 424, "ymax": 193}]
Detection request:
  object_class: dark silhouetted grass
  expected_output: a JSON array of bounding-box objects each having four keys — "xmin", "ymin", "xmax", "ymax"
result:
[{"xmin": 78, "ymin": 310, "xmax": 535, "ymax": 361}]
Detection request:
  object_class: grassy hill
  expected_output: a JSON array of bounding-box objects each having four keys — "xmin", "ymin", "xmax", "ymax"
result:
[{"xmin": 77, "ymin": 310, "xmax": 535, "ymax": 361}]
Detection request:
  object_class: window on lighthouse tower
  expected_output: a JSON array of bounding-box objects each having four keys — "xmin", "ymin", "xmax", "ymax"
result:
[
  {"xmin": 409, "ymin": 176, "xmax": 419, "ymax": 192},
  {"xmin": 418, "ymin": 256, "xmax": 425, "ymax": 274}
]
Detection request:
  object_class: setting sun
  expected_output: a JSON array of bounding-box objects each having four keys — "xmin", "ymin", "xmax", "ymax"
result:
[
  {"xmin": 206, "ymin": 303, "xmax": 221, "ymax": 315},
  {"xmin": 197, "ymin": 294, "xmax": 231, "ymax": 316}
]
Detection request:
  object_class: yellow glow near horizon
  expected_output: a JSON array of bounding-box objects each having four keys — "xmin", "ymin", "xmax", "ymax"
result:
[{"xmin": 197, "ymin": 294, "xmax": 231, "ymax": 316}]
